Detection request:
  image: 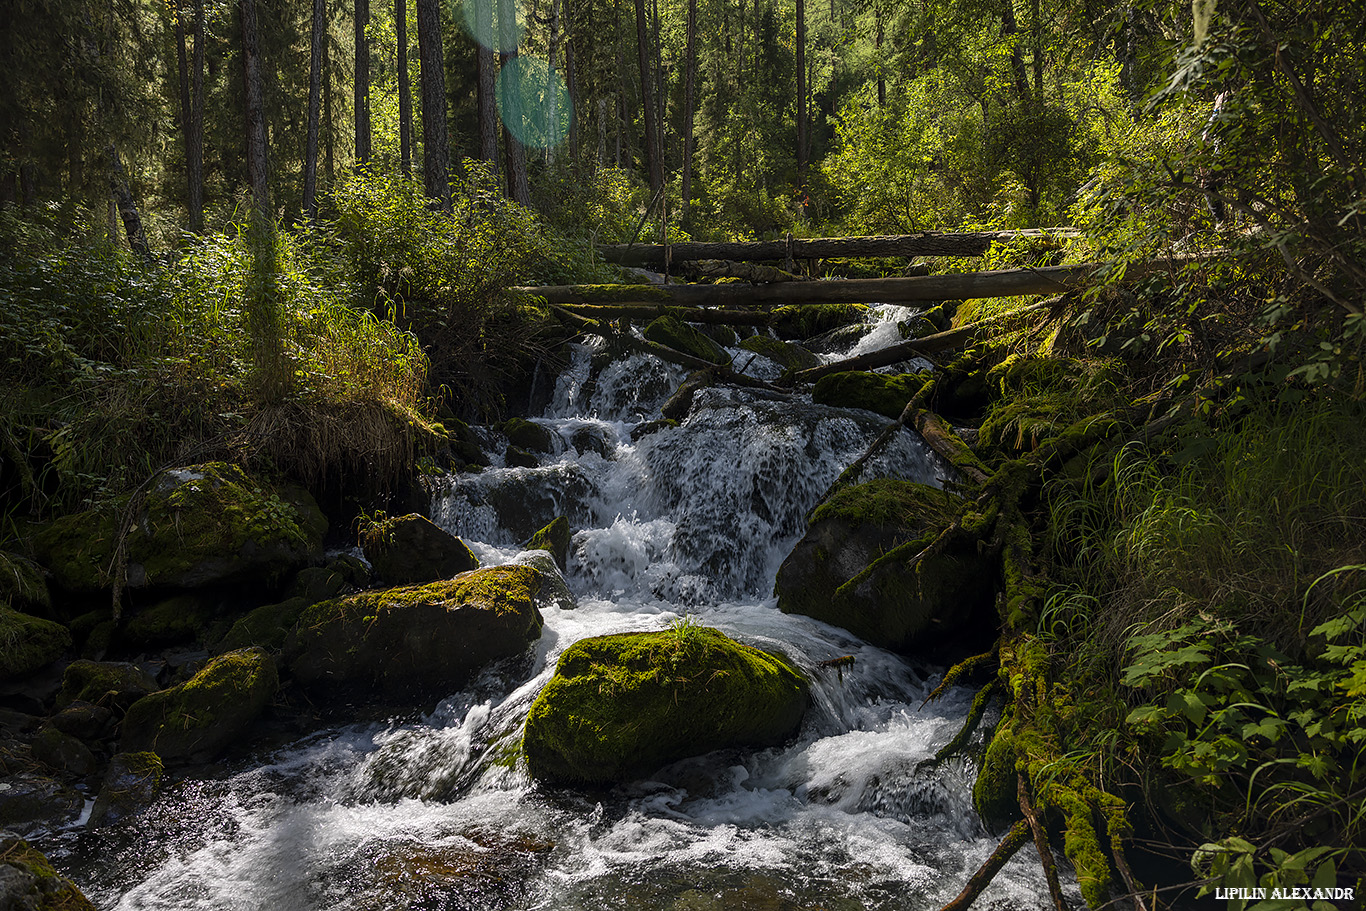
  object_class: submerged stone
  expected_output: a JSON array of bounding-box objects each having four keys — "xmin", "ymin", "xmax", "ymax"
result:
[
  {"xmin": 523, "ymin": 626, "xmax": 808, "ymax": 785},
  {"xmin": 775, "ymin": 480, "xmax": 996, "ymax": 654},
  {"xmin": 285, "ymin": 565, "xmax": 545, "ymax": 701},
  {"xmin": 33, "ymin": 462, "xmax": 327, "ymax": 593},
  {"xmin": 120, "ymin": 647, "xmax": 278, "ymax": 763},
  {"xmin": 361, "ymin": 513, "xmax": 479, "ymax": 585}
]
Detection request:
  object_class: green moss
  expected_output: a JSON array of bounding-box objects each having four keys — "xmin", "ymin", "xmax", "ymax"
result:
[
  {"xmin": 565, "ymin": 283, "xmax": 672, "ymax": 303},
  {"xmin": 643, "ymin": 315, "xmax": 729, "ymax": 364},
  {"xmin": 120, "ymin": 647, "xmax": 278, "ymax": 762},
  {"xmin": 771, "ymin": 304, "xmax": 869, "ymax": 340},
  {"xmin": 217, "ymin": 596, "xmax": 310, "ymax": 653},
  {"xmin": 523, "ymin": 626, "xmax": 808, "ymax": 784},
  {"xmin": 809, "ymin": 479, "xmax": 958, "ymax": 529},
  {"xmin": 737, "ymin": 335, "xmax": 820, "ymax": 371},
  {"xmin": 501, "ymin": 417, "xmax": 555, "ymax": 453},
  {"xmin": 526, "ymin": 516, "xmax": 571, "ymax": 570},
  {"xmin": 973, "ymin": 715, "xmax": 1020, "ymax": 830},
  {"xmin": 0, "ymin": 552, "xmax": 50, "ymax": 614},
  {"xmin": 0, "ymin": 608, "xmax": 71, "ymax": 680},
  {"xmin": 0, "ymin": 839, "xmax": 98, "ymax": 910},
  {"xmin": 812, "ymin": 371, "xmax": 929, "ymax": 419},
  {"xmin": 123, "ymin": 594, "xmax": 213, "ymax": 648},
  {"xmin": 31, "ymin": 507, "xmax": 120, "ymax": 593}
]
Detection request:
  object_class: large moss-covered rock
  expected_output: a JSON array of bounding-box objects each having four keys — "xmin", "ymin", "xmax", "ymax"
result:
[
  {"xmin": 643, "ymin": 316, "xmax": 729, "ymax": 364},
  {"xmin": 523, "ymin": 626, "xmax": 808, "ymax": 785},
  {"xmin": 33, "ymin": 462, "xmax": 327, "ymax": 593},
  {"xmin": 120, "ymin": 647, "xmax": 277, "ymax": 763},
  {"xmin": 775, "ymin": 480, "xmax": 996, "ymax": 654},
  {"xmin": 737, "ymin": 335, "xmax": 820, "ymax": 371},
  {"xmin": 285, "ymin": 565, "xmax": 545, "ymax": 701},
  {"xmin": 500, "ymin": 417, "xmax": 555, "ymax": 454},
  {"xmin": 0, "ymin": 838, "xmax": 97, "ymax": 910},
  {"xmin": 0, "ymin": 609, "xmax": 71, "ymax": 680},
  {"xmin": 0, "ymin": 553, "xmax": 50, "ymax": 615},
  {"xmin": 361, "ymin": 514, "xmax": 480, "ymax": 585},
  {"xmin": 771, "ymin": 304, "xmax": 869, "ymax": 340},
  {"xmin": 57, "ymin": 660, "xmax": 159, "ymax": 711},
  {"xmin": 215, "ymin": 596, "xmax": 310, "ymax": 654},
  {"xmin": 812, "ymin": 371, "xmax": 930, "ymax": 419},
  {"xmin": 122, "ymin": 593, "xmax": 215, "ymax": 649}
]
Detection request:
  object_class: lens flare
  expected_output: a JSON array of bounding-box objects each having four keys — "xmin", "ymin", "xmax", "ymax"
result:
[
  {"xmin": 453, "ymin": 0, "xmax": 522, "ymax": 53},
  {"xmin": 496, "ymin": 56, "xmax": 572, "ymax": 149}
]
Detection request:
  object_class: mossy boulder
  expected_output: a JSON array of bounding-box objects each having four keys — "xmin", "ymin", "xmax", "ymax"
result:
[
  {"xmin": 775, "ymin": 480, "xmax": 997, "ymax": 654},
  {"xmin": 89, "ymin": 751, "xmax": 163, "ymax": 826},
  {"xmin": 812, "ymin": 371, "xmax": 930, "ymax": 419},
  {"xmin": 30, "ymin": 725, "xmax": 96, "ymax": 777},
  {"xmin": 525, "ymin": 516, "xmax": 571, "ymax": 571},
  {"xmin": 285, "ymin": 565, "xmax": 545, "ymax": 702},
  {"xmin": 0, "ymin": 609, "xmax": 71, "ymax": 681},
  {"xmin": 120, "ymin": 647, "xmax": 278, "ymax": 763},
  {"xmin": 0, "ymin": 552, "xmax": 50, "ymax": 615},
  {"xmin": 215, "ymin": 596, "xmax": 311, "ymax": 653},
  {"xmin": 33, "ymin": 462, "xmax": 327, "ymax": 593},
  {"xmin": 523, "ymin": 626, "xmax": 808, "ymax": 785},
  {"xmin": 57, "ymin": 660, "xmax": 159, "ymax": 711},
  {"xmin": 770, "ymin": 304, "xmax": 869, "ymax": 341},
  {"xmin": 513, "ymin": 550, "xmax": 577, "ymax": 611},
  {"xmin": 737, "ymin": 335, "xmax": 820, "ymax": 371},
  {"xmin": 122, "ymin": 593, "xmax": 215, "ymax": 649},
  {"xmin": 501, "ymin": 417, "xmax": 555, "ymax": 454},
  {"xmin": 361, "ymin": 513, "xmax": 480, "ymax": 585},
  {"xmin": 0, "ymin": 778, "xmax": 83, "ymax": 837},
  {"xmin": 287, "ymin": 556, "xmax": 368, "ymax": 603},
  {"xmin": 643, "ymin": 316, "xmax": 729, "ymax": 364},
  {"xmin": 0, "ymin": 838, "xmax": 97, "ymax": 910}
]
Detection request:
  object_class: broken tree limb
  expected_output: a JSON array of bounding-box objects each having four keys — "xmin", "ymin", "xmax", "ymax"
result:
[
  {"xmin": 1019, "ymin": 773, "xmax": 1068, "ymax": 911},
  {"xmin": 937, "ymin": 820, "xmax": 1032, "ymax": 911},
  {"xmin": 919, "ymin": 678, "xmax": 999, "ymax": 771},
  {"xmin": 599, "ymin": 230, "xmax": 1078, "ymax": 267}
]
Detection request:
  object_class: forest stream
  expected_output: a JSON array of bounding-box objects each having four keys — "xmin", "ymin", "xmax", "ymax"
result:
[{"xmin": 35, "ymin": 307, "xmax": 1071, "ymax": 910}]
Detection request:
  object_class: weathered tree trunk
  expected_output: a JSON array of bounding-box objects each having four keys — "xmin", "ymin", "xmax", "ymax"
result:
[
  {"xmin": 634, "ymin": 0, "xmax": 663, "ymax": 196},
  {"xmin": 324, "ymin": 24, "xmax": 335, "ymax": 184},
  {"xmin": 564, "ymin": 26, "xmax": 579, "ymax": 159},
  {"xmin": 188, "ymin": 0, "xmax": 205, "ymax": 231},
  {"xmin": 355, "ymin": 0, "xmax": 371, "ymax": 166},
  {"xmin": 1001, "ymin": 0, "xmax": 1030, "ymax": 101},
  {"xmin": 396, "ymin": 0, "xmax": 413, "ymax": 175},
  {"xmin": 416, "ymin": 0, "xmax": 451, "ymax": 209},
  {"xmin": 598, "ymin": 230, "xmax": 1075, "ymax": 266},
  {"xmin": 475, "ymin": 0, "xmax": 498, "ymax": 165},
  {"xmin": 795, "ymin": 0, "xmax": 807, "ymax": 209},
  {"xmin": 499, "ymin": 0, "xmax": 531, "ymax": 205},
  {"xmin": 679, "ymin": 0, "xmax": 697, "ymax": 226},
  {"xmin": 241, "ymin": 0, "xmax": 269, "ymax": 211},
  {"xmin": 875, "ymin": 6, "xmax": 885, "ymax": 107},
  {"xmin": 107, "ymin": 145, "xmax": 150, "ymax": 260},
  {"xmin": 303, "ymin": 0, "xmax": 325, "ymax": 220},
  {"xmin": 545, "ymin": 0, "xmax": 560, "ymax": 164}
]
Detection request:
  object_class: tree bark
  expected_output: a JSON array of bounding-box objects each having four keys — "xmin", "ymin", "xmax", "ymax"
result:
[
  {"xmin": 876, "ymin": 6, "xmax": 885, "ymax": 107},
  {"xmin": 241, "ymin": 0, "xmax": 269, "ymax": 211},
  {"xmin": 303, "ymin": 0, "xmax": 325, "ymax": 220},
  {"xmin": 564, "ymin": 26, "xmax": 578, "ymax": 159},
  {"xmin": 634, "ymin": 0, "xmax": 663, "ymax": 196},
  {"xmin": 937, "ymin": 821, "xmax": 1031, "ymax": 911},
  {"xmin": 355, "ymin": 0, "xmax": 372, "ymax": 166},
  {"xmin": 396, "ymin": 0, "xmax": 413, "ymax": 175},
  {"xmin": 499, "ymin": 0, "xmax": 531, "ymax": 205},
  {"xmin": 598, "ymin": 230, "xmax": 1076, "ymax": 266},
  {"xmin": 416, "ymin": 0, "xmax": 451, "ymax": 209},
  {"xmin": 1001, "ymin": 0, "xmax": 1030, "ymax": 102},
  {"xmin": 188, "ymin": 0, "xmax": 205, "ymax": 231},
  {"xmin": 796, "ymin": 0, "xmax": 807, "ymax": 208},
  {"xmin": 107, "ymin": 145, "xmax": 151, "ymax": 260},
  {"xmin": 679, "ymin": 0, "xmax": 697, "ymax": 226},
  {"xmin": 475, "ymin": 0, "xmax": 498, "ymax": 165}
]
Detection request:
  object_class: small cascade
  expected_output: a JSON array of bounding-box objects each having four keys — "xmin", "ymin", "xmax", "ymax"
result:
[{"xmin": 44, "ymin": 312, "xmax": 1069, "ymax": 911}]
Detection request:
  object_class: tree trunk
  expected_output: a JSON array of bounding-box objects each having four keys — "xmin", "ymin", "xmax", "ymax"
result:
[
  {"xmin": 876, "ymin": 6, "xmax": 885, "ymax": 107},
  {"xmin": 564, "ymin": 27, "xmax": 579, "ymax": 160},
  {"xmin": 475, "ymin": 0, "xmax": 498, "ymax": 165},
  {"xmin": 355, "ymin": 0, "xmax": 371, "ymax": 166},
  {"xmin": 796, "ymin": 0, "xmax": 807, "ymax": 208},
  {"xmin": 1001, "ymin": 0, "xmax": 1030, "ymax": 102},
  {"xmin": 499, "ymin": 0, "xmax": 531, "ymax": 205},
  {"xmin": 241, "ymin": 0, "xmax": 269, "ymax": 211},
  {"xmin": 396, "ymin": 0, "xmax": 413, "ymax": 175},
  {"xmin": 679, "ymin": 0, "xmax": 697, "ymax": 226},
  {"xmin": 107, "ymin": 145, "xmax": 151, "ymax": 260},
  {"xmin": 324, "ymin": 22, "xmax": 335, "ymax": 184},
  {"xmin": 174, "ymin": 3, "xmax": 191, "ymax": 178},
  {"xmin": 188, "ymin": 0, "xmax": 205, "ymax": 231},
  {"xmin": 304, "ymin": 0, "xmax": 325, "ymax": 219},
  {"xmin": 633, "ymin": 0, "xmax": 662, "ymax": 196},
  {"xmin": 416, "ymin": 0, "xmax": 451, "ymax": 209},
  {"xmin": 545, "ymin": 0, "xmax": 560, "ymax": 164}
]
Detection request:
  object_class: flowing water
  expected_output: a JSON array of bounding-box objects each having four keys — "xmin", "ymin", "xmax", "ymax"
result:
[{"xmin": 41, "ymin": 312, "xmax": 1070, "ymax": 910}]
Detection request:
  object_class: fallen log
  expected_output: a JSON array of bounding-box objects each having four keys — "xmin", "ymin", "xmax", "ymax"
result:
[
  {"xmin": 599, "ymin": 230, "xmax": 1077, "ymax": 267},
  {"xmin": 552, "ymin": 303, "xmax": 774, "ymax": 325},
  {"xmin": 937, "ymin": 820, "xmax": 1031, "ymax": 911},
  {"xmin": 517, "ymin": 262, "xmax": 1100, "ymax": 308}
]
